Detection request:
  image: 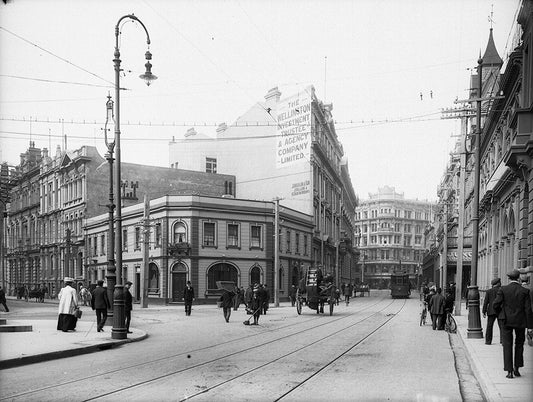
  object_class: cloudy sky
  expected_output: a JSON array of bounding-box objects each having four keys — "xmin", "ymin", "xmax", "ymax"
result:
[{"xmin": 0, "ymin": 0, "xmax": 522, "ymax": 201}]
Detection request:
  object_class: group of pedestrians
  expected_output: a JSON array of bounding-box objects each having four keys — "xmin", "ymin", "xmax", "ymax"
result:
[
  {"xmin": 482, "ymin": 269, "xmax": 533, "ymax": 379},
  {"xmin": 55, "ymin": 277, "xmax": 134, "ymax": 334},
  {"xmin": 422, "ymin": 285, "xmax": 454, "ymax": 331}
]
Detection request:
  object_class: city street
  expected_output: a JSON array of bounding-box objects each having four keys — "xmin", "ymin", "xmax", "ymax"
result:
[{"xmin": 0, "ymin": 291, "xmax": 476, "ymax": 402}]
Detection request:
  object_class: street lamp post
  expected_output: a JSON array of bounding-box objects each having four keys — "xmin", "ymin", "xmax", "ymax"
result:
[
  {"xmin": 467, "ymin": 58, "xmax": 483, "ymax": 339},
  {"xmin": 103, "ymin": 95, "xmax": 116, "ymax": 320},
  {"xmin": 112, "ymin": 14, "xmax": 157, "ymax": 340}
]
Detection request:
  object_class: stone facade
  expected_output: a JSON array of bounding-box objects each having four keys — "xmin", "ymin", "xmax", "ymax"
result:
[
  {"xmin": 3, "ymin": 144, "xmax": 236, "ymax": 296},
  {"xmin": 85, "ymin": 195, "xmax": 314, "ymax": 303},
  {"xmin": 354, "ymin": 186, "xmax": 434, "ymax": 289}
]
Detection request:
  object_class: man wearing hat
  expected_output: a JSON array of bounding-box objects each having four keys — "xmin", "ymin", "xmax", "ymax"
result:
[
  {"xmin": 182, "ymin": 281, "xmax": 195, "ymax": 316},
  {"xmin": 250, "ymin": 284, "xmax": 263, "ymax": 325},
  {"xmin": 57, "ymin": 277, "xmax": 79, "ymax": 332},
  {"xmin": 493, "ymin": 269, "xmax": 533, "ymax": 378},
  {"xmin": 91, "ymin": 280, "xmax": 110, "ymax": 332},
  {"xmin": 482, "ymin": 277, "xmax": 502, "ymax": 345},
  {"xmin": 124, "ymin": 281, "xmax": 133, "ymax": 334}
]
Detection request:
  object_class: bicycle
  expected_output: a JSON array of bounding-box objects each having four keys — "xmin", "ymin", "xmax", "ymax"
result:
[
  {"xmin": 420, "ymin": 302, "xmax": 427, "ymax": 326},
  {"xmin": 444, "ymin": 311, "xmax": 457, "ymax": 333}
]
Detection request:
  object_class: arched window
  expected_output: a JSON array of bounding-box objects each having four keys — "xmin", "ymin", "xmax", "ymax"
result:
[
  {"xmin": 207, "ymin": 263, "xmax": 238, "ymax": 290},
  {"xmin": 148, "ymin": 263, "xmax": 160, "ymax": 292},
  {"xmin": 172, "ymin": 262, "xmax": 187, "ymax": 273},
  {"xmin": 173, "ymin": 222, "xmax": 187, "ymax": 243},
  {"xmin": 250, "ymin": 265, "xmax": 261, "ymax": 285}
]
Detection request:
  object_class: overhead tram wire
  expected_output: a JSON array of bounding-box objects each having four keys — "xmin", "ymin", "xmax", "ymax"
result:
[
  {"xmin": 0, "ymin": 26, "xmax": 114, "ymax": 86},
  {"xmin": 0, "ymin": 74, "xmax": 113, "ymax": 88},
  {"xmin": 1, "ymin": 109, "xmax": 444, "ymax": 130}
]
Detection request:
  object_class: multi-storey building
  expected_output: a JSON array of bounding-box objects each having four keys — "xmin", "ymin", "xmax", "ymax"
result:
[
  {"xmin": 3, "ymin": 144, "xmax": 236, "ymax": 296},
  {"xmin": 468, "ymin": 3, "xmax": 533, "ymax": 292},
  {"xmin": 423, "ymin": 3, "xmax": 533, "ymax": 298},
  {"xmin": 422, "ymin": 141, "xmax": 472, "ymax": 295},
  {"xmin": 4, "ymin": 143, "xmax": 42, "ymax": 295},
  {"xmin": 354, "ymin": 186, "xmax": 434, "ymax": 289},
  {"xmin": 168, "ymin": 85, "xmax": 358, "ymax": 286},
  {"xmin": 85, "ymin": 195, "xmax": 314, "ymax": 303}
]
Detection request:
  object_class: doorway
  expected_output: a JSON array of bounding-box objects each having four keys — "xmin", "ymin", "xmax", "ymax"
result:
[
  {"xmin": 135, "ymin": 272, "xmax": 141, "ymax": 300},
  {"xmin": 172, "ymin": 272, "xmax": 187, "ymax": 302},
  {"xmin": 171, "ymin": 262, "xmax": 188, "ymax": 302}
]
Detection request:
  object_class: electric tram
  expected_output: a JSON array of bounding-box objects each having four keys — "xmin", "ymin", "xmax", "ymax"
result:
[{"xmin": 390, "ymin": 273, "xmax": 411, "ymax": 298}]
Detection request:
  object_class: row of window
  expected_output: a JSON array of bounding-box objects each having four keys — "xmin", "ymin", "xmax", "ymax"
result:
[
  {"xmin": 356, "ymin": 223, "xmax": 423, "ymax": 234},
  {"xmin": 361, "ymin": 249, "xmax": 423, "ymax": 262},
  {"xmin": 356, "ymin": 210, "xmax": 431, "ymax": 220},
  {"xmin": 88, "ymin": 221, "xmax": 312, "ymax": 257},
  {"xmin": 355, "ymin": 234, "xmax": 422, "ymax": 247}
]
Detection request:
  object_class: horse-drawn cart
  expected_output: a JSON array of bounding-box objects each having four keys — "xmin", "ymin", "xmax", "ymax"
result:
[{"xmin": 296, "ymin": 267, "xmax": 336, "ymax": 316}]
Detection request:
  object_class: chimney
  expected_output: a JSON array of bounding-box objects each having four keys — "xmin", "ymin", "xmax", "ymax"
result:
[
  {"xmin": 42, "ymin": 148, "xmax": 49, "ymax": 158},
  {"xmin": 264, "ymin": 87, "xmax": 281, "ymax": 109},
  {"xmin": 185, "ymin": 128, "xmax": 197, "ymax": 137},
  {"xmin": 216, "ymin": 122, "xmax": 227, "ymax": 135},
  {"xmin": 56, "ymin": 145, "xmax": 62, "ymax": 157}
]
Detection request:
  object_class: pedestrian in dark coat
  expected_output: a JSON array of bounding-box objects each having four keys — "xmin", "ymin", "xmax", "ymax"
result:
[
  {"xmin": 493, "ymin": 269, "xmax": 533, "ymax": 378},
  {"xmin": 483, "ymin": 278, "xmax": 502, "ymax": 345},
  {"xmin": 91, "ymin": 280, "xmax": 110, "ymax": 332},
  {"xmin": 0, "ymin": 286, "xmax": 9, "ymax": 312},
  {"xmin": 250, "ymin": 284, "xmax": 263, "ymax": 325},
  {"xmin": 244, "ymin": 284, "xmax": 253, "ymax": 308},
  {"xmin": 219, "ymin": 288, "xmax": 236, "ymax": 322},
  {"xmin": 233, "ymin": 287, "xmax": 242, "ymax": 311},
  {"xmin": 429, "ymin": 287, "xmax": 445, "ymax": 330},
  {"xmin": 344, "ymin": 283, "xmax": 352, "ymax": 305},
  {"xmin": 289, "ymin": 285, "xmax": 297, "ymax": 307},
  {"xmin": 440, "ymin": 288, "xmax": 455, "ymax": 330},
  {"xmin": 124, "ymin": 281, "xmax": 133, "ymax": 334},
  {"xmin": 182, "ymin": 281, "xmax": 195, "ymax": 316},
  {"xmin": 262, "ymin": 284, "xmax": 270, "ymax": 314}
]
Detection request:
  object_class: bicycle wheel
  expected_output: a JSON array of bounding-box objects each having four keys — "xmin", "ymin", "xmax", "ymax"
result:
[{"xmin": 446, "ymin": 313, "xmax": 457, "ymax": 333}]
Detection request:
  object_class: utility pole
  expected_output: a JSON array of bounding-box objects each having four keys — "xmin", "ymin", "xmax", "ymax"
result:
[
  {"xmin": 467, "ymin": 58, "xmax": 484, "ymax": 339},
  {"xmin": 273, "ymin": 197, "xmax": 282, "ymax": 307},
  {"xmin": 456, "ymin": 118, "xmax": 468, "ymax": 316},
  {"xmin": 442, "ymin": 99, "xmax": 474, "ymax": 317},
  {"xmin": 443, "ymin": 195, "xmax": 448, "ymax": 289},
  {"xmin": 141, "ymin": 195, "xmax": 150, "ymax": 308}
]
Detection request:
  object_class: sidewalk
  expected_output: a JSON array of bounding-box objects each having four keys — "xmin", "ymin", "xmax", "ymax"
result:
[
  {"xmin": 0, "ymin": 296, "xmax": 147, "ymax": 370},
  {"xmin": 454, "ymin": 303, "xmax": 533, "ymax": 402}
]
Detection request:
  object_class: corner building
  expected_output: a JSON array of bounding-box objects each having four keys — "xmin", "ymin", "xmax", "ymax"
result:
[
  {"xmin": 85, "ymin": 195, "xmax": 313, "ymax": 303},
  {"xmin": 354, "ymin": 186, "xmax": 434, "ymax": 289}
]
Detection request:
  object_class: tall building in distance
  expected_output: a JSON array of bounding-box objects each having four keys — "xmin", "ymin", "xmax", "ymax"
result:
[{"xmin": 354, "ymin": 186, "xmax": 434, "ymax": 289}]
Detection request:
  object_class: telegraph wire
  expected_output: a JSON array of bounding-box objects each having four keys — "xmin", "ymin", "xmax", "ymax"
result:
[
  {"xmin": 0, "ymin": 74, "xmax": 113, "ymax": 88},
  {"xmin": 0, "ymin": 26, "xmax": 114, "ymax": 86}
]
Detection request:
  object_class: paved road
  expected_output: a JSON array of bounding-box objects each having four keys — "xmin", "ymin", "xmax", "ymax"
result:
[{"xmin": 1, "ymin": 291, "xmax": 465, "ymax": 401}]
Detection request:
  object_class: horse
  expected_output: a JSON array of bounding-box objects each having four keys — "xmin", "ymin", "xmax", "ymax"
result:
[{"xmin": 28, "ymin": 288, "xmax": 44, "ymax": 302}]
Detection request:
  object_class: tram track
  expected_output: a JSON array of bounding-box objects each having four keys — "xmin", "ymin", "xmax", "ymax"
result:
[
  {"xmin": 91, "ymin": 298, "xmax": 402, "ymax": 402},
  {"xmin": 178, "ymin": 298, "xmax": 406, "ymax": 402},
  {"xmin": 1, "ymin": 297, "xmax": 394, "ymax": 401}
]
